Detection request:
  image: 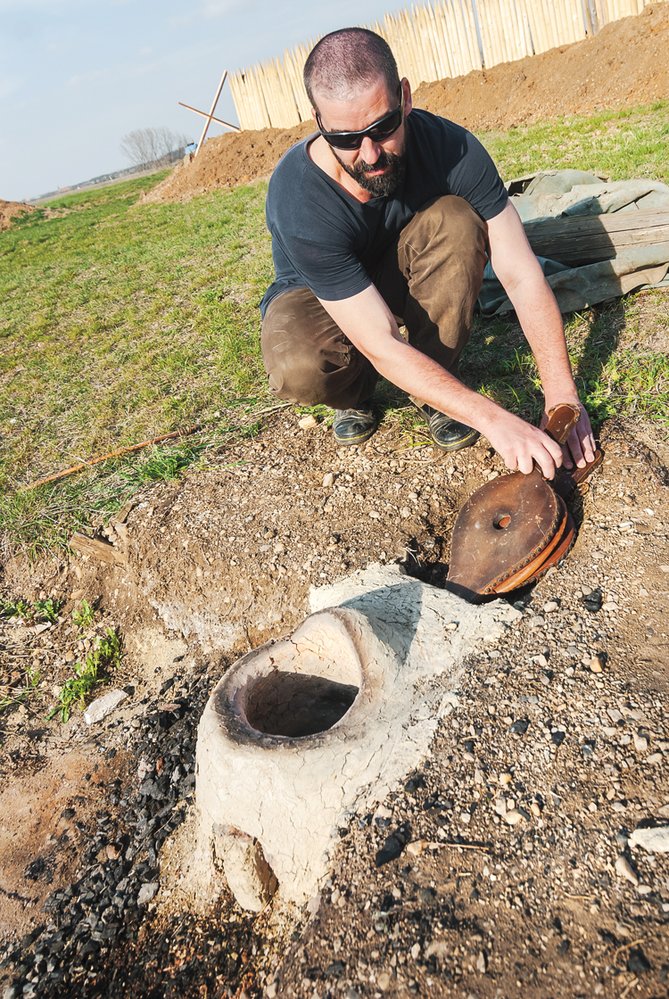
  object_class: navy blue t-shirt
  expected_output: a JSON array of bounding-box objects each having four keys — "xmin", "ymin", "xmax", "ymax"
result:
[{"xmin": 260, "ymin": 108, "xmax": 508, "ymax": 316}]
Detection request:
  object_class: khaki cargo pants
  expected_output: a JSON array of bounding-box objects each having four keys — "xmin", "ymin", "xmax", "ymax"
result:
[{"xmin": 261, "ymin": 195, "xmax": 489, "ymax": 409}]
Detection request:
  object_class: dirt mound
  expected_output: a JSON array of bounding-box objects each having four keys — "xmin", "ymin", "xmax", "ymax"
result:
[
  {"xmin": 145, "ymin": 4, "xmax": 669, "ymax": 204},
  {"xmin": 0, "ymin": 199, "xmax": 36, "ymax": 231},
  {"xmin": 417, "ymin": 2, "xmax": 669, "ymax": 131}
]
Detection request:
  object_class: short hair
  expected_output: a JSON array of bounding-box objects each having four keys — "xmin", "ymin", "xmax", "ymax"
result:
[{"xmin": 303, "ymin": 28, "xmax": 400, "ymax": 110}]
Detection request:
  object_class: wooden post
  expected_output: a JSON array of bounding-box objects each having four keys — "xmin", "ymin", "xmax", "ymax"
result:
[
  {"xmin": 195, "ymin": 70, "xmax": 228, "ymax": 155},
  {"xmin": 177, "ymin": 101, "xmax": 240, "ymax": 132}
]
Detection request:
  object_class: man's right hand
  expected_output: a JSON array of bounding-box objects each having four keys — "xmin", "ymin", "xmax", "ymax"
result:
[{"xmin": 480, "ymin": 409, "xmax": 564, "ymax": 479}]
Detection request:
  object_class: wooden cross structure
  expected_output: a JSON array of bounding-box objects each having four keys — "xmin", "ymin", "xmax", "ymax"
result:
[{"xmin": 178, "ymin": 69, "xmax": 240, "ymax": 156}]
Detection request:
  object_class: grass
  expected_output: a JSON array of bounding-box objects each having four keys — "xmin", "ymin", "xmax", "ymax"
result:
[
  {"xmin": 72, "ymin": 599, "xmax": 95, "ymax": 631},
  {"xmin": 484, "ymin": 101, "xmax": 669, "ymax": 184},
  {"xmin": 0, "ymin": 596, "xmax": 63, "ymax": 623},
  {"xmin": 0, "ymin": 666, "xmax": 40, "ymax": 714},
  {"xmin": 1, "ymin": 102, "xmax": 668, "ymax": 556},
  {"xmin": 47, "ymin": 627, "xmax": 123, "ymax": 723}
]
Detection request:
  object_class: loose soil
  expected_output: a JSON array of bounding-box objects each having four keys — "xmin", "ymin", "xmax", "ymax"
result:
[
  {"xmin": 0, "ymin": 200, "xmax": 35, "ymax": 231},
  {"xmin": 1, "ymin": 370, "xmax": 668, "ymax": 995},
  {"xmin": 144, "ymin": 4, "xmax": 669, "ymax": 205},
  {"xmin": 2, "ymin": 6, "xmax": 669, "ymax": 995}
]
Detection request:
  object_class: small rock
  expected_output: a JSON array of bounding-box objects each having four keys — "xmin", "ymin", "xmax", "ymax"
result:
[
  {"xmin": 425, "ymin": 940, "xmax": 449, "ymax": 961},
  {"xmin": 581, "ymin": 589, "xmax": 603, "ymax": 613},
  {"xmin": 627, "ymin": 947, "xmax": 651, "ymax": 975},
  {"xmin": 588, "ymin": 653, "xmax": 606, "ymax": 673},
  {"xmin": 633, "ymin": 733, "xmax": 649, "ymax": 752},
  {"xmin": 83, "ymin": 689, "xmax": 128, "ymax": 725},
  {"xmin": 615, "ymin": 855, "xmax": 639, "ymax": 885},
  {"xmin": 375, "ymin": 824, "xmax": 410, "ymax": 867},
  {"xmin": 322, "ymin": 472, "xmax": 335, "ymax": 488},
  {"xmin": 298, "ymin": 415, "xmax": 317, "ymax": 430},
  {"xmin": 542, "ymin": 600, "xmax": 559, "ymax": 614},
  {"xmin": 137, "ymin": 882, "xmax": 159, "ymax": 905},
  {"xmin": 504, "ymin": 809, "xmax": 525, "ymax": 826},
  {"xmin": 476, "ymin": 951, "xmax": 487, "ymax": 973},
  {"xmin": 406, "ymin": 840, "xmax": 426, "ymax": 857},
  {"xmin": 410, "ymin": 943, "xmax": 421, "ymax": 960},
  {"xmin": 377, "ymin": 972, "xmax": 391, "ymax": 991},
  {"xmin": 510, "ymin": 719, "xmax": 530, "ymax": 736},
  {"xmin": 629, "ymin": 825, "xmax": 669, "ymax": 853}
]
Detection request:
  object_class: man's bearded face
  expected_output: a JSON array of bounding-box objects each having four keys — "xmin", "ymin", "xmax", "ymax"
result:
[{"xmin": 332, "ymin": 146, "xmax": 406, "ymax": 197}]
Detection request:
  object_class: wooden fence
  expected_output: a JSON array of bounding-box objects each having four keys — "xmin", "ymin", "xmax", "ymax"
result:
[{"xmin": 228, "ymin": 0, "xmax": 661, "ymax": 130}]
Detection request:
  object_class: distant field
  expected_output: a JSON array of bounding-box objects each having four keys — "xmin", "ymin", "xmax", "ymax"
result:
[{"xmin": 1, "ymin": 102, "xmax": 667, "ymax": 557}]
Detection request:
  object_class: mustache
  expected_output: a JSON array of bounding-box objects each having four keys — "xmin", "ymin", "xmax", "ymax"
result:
[{"xmin": 357, "ymin": 150, "xmax": 397, "ymax": 173}]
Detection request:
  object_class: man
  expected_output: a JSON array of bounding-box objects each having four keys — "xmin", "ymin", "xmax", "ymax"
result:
[{"xmin": 260, "ymin": 27, "xmax": 596, "ymax": 479}]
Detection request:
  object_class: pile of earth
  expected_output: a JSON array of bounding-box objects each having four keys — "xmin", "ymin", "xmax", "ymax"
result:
[
  {"xmin": 0, "ymin": 200, "xmax": 36, "ymax": 231},
  {"xmin": 145, "ymin": 3, "xmax": 669, "ymax": 204}
]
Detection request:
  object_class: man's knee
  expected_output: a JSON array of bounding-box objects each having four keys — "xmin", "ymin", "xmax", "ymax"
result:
[
  {"xmin": 402, "ymin": 195, "xmax": 488, "ymax": 257},
  {"xmin": 264, "ymin": 345, "xmax": 332, "ymax": 405},
  {"xmin": 261, "ymin": 288, "xmax": 376, "ymax": 407}
]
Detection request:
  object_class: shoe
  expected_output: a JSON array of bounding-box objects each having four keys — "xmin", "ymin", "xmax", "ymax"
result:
[
  {"xmin": 332, "ymin": 404, "xmax": 378, "ymax": 445},
  {"xmin": 415, "ymin": 403, "xmax": 480, "ymax": 452}
]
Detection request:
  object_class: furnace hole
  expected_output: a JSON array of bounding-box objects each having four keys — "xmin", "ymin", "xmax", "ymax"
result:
[
  {"xmin": 242, "ymin": 672, "xmax": 359, "ymax": 738},
  {"xmin": 494, "ymin": 514, "xmax": 512, "ymax": 530}
]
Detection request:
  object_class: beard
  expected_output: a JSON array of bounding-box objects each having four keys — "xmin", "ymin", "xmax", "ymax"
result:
[{"xmin": 333, "ymin": 147, "xmax": 406, "ymax": 197}]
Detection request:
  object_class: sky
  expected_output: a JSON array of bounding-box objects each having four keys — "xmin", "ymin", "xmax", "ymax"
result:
[{"xmin": 0, "ymin": 0, "xmax": 404, "ymax": 202}]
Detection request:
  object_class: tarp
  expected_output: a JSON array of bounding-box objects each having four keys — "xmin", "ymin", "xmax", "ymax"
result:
[{"xmin": 479, "ymin": 170, "xmax": 669, "ymax": 315}]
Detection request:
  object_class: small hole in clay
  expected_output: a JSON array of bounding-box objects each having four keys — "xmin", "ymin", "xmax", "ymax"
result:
[
  {"xmin": 494, "ymin": 514, "xmax": 512, "ymax": 530},
  {"xmin": 242, "ymin": 672, "xmax": 359, "ymax": 738}
]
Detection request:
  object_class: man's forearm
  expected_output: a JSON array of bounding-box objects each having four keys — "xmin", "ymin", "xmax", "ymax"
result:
[{"xmin": 505, "ymin": 272, "xmax": 579, "ymax": 408}]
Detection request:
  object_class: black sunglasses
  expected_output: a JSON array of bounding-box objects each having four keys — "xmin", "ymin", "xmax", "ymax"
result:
[{"xmin": 316, "ymin": 87, "xmax": 404, "ymax": 150}]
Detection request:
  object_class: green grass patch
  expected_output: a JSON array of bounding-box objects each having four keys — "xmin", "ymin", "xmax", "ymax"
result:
[
  {"xmin": 47, "ymin": 628, "xmax": 122, "ymax": 723},
  {"xmin": 484, "ymin": 101, "xmax": 669, "ymax": 184},
  {"xmin": 72, "ymin": 599, "xmax": 95, "ymax": 631},
  {"xmin": 0, "ymin": 595, "xmax": 63, "ymax": 623},
  {"xmin": 1, "ymin": 102, "xmax": 668, "ymax": 556}
]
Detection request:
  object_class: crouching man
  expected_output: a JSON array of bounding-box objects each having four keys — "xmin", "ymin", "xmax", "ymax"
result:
[{"xmin": 260, "ymin": 27, "xmax": 595, "ymax": 478}]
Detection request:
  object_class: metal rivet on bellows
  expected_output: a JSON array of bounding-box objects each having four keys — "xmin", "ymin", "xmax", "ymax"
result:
[{"xmin": 192, "ymin": 564, "xmax": 521, "ymax": 909}]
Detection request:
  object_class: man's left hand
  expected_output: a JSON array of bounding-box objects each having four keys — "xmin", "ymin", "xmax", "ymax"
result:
[{"xmin": 541, "ymin": 403, "xmax": 596, "ymax": 470}]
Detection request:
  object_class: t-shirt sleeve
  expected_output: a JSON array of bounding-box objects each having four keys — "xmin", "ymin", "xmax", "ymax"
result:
[
  {"xmin": 266, "ymin": 149, "xmax": 372, "ymax": 302},
  {"xmin": 273, "ymin": 232, "xmax": 372, "ymax": 301},
  {"xmin": 445, "ymin": 129, "xmax": 509, "ymax": 221}
]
